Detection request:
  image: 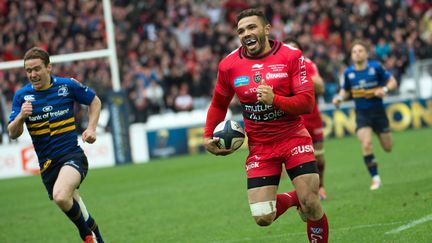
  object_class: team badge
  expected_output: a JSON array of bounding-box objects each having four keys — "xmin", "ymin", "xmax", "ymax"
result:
[
  {"xmin": 58, "ymin": 85, "xmax": 69, "ymax": 97},
  {"xmin": 253, "ymin": 74, "xmax": 262, "ymax": 83}
]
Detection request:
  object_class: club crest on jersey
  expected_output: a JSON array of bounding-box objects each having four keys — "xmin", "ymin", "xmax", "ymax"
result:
[
  {"xmin": 234, "ymin": 76, "xmax": 250, "ymax": 87},
  {"xmin": 368, "ymin": 68, "xmax": 376, "ymax": 75},
  {"xmin": 253, "ymin": 74, "xmax": 262, "ymax": 83},
  {"xmin": 348, "ymin": 72, "xmax": 355, "ymax": 79},
  {"xmin": 58, "ymin": 85, "xmax": 69, "ymax": 97}
]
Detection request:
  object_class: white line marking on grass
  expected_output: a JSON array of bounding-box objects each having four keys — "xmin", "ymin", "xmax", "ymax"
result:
[
  {"xmin": 214, "ymin": 221, "xmax": 404, "ymax": 243},
  {"xmin": 385, "ymin": 213, "xmax": 432, "ymax": 234}
]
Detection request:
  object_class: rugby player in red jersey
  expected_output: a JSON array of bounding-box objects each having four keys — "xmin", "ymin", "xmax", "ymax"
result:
[
  {"xmin": 203, "ymin": 9, "xmax": 329, "ymax": 243},
  {"xmin": 285, "ymin": 37, "xmax": 327, "ymax": 200}
]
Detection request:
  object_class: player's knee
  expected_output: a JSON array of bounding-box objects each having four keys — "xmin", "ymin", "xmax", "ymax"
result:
[
  {"xmin": 250, "ymin": 201, "xmax": 276, "ymax": 227},
  {"xmin": 383, "ymin": 143, "xmax": 392, "ymax": 152},
  {"xmin": 362, "ymin": 141, "xmax": 373, "ymax": 150},
  {"xmin": 299, "ymin": 193, "xmax": 321, "ymax": 217},
  {"xmin": 53, "ymin": 190, "xmax": 70, "ymax": 208},
  {"xmin": 253, "ymin": 214, "xmax": 275, "ymax": 226}
]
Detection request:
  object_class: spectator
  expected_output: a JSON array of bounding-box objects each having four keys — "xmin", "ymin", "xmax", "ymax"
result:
[
  {"xmin": 0, "ymin": 0, "xmax": 430, "ymax": 125},
  {"xmin": 174, "ymin": 82, "xmax": 193, "ymax": 112}
]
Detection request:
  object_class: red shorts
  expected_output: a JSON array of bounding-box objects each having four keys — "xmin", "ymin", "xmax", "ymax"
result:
[
  {"xmin": 303, "ymin": 114, "xmax": 324, "ymax": 143},
  {"xmin": 245, "ymin": 133, "xmax": 316, "ymax": 178}
]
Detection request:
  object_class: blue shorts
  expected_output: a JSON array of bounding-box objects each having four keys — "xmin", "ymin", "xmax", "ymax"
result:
[
  {"xmin": 40, "ymin": 151, "xmax": 89, "ymax": 200},
  {"xmin": 355, "ymin": 107, "xmax": 390, "ymax": 134}
]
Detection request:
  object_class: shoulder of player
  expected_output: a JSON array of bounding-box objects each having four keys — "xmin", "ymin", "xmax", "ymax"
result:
[
  {"xmin": 279, "ymin": 44, "xmax": 302, "ymax": 61},
  {"xmin": 52, "ymin": 76, "xmax": 82, "ymax": 86},
  {"xmin": 344, "ymin": 65, "xmax": 355, "ymax": 74},
  {"xmin": 14, "ymin": 83, "xmax": 32, "ymax": 98},
  {"xmin": 218, "ymin": 47, "xmax": 241, "ymax": 71},
  {"xmin": 367, "ymin": 59, "xmax": 383, "ymax": 68}
]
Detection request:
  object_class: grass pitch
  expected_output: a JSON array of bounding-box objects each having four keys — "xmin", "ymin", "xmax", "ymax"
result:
[{"xmin": 1, "ymin": 128, "xmax": 431, "ymax": 242}]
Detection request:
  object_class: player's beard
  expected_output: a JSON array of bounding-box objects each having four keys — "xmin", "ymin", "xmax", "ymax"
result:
[{"xmin": 244, "ymin": 32, "xmax": 266, "ymax": 56}]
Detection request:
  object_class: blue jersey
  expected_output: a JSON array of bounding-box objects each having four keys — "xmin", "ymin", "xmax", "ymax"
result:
[
  {"xmin": 342, "ymin": 60, "xmax": 391, "ymax": 109},
  {"xmin": 9, "ymin": 76, "xmax": 96, "ymax": 164}
]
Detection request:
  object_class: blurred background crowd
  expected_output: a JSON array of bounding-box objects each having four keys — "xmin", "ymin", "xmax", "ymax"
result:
[{"xmin": 0, "ymin": 0, "xmax": 431, "ymax": 137}]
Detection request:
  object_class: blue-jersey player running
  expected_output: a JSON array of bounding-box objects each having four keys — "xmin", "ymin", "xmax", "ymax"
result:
[
  {"xmin": 333, "ymin": 40, "xmax": 398, "ymax": 190},
  {"xmin": 8, "ymin": 47, "xmax": 104, "ymax": 243}
]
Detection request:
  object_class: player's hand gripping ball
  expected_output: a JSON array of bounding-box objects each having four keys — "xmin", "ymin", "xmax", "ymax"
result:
[{"xmin": 213, "ymin": 120, "xmax": 245, "ymax": 151}]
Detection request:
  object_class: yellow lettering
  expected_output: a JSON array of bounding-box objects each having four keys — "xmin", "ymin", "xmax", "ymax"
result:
[
  {"xmin": 411, "ymin": 101, "xmax": 432, "ymax": 128},
  {"xmin": 187, "ymin": 127, "xmax": 204, "ymax": 154},
  {"xmin": 320, "ymin": 113, "xmax": 333, "ymax": 138},
  {"xmin": 333, "ymin": 109, "xmax": 356, "ymax": 138},
  {"xmin": 387, "ymin": 103, "xmax": 411, "ymax": 131}
]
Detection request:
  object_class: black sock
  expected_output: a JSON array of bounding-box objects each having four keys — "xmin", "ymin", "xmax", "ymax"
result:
[
  {"xmin": 87, "ymin": 215, "xmax": 104, "ymax": 243},
  {"xmin": 64, "ymin": 199, "xmax": 92, "ymax": 240},
  {"xmin": 363, "ymin": 154, "xmax": 378, "ymax": 177}
]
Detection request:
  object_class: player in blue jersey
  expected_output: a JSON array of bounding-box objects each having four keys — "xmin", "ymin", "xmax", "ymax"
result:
[
  {"xmin": 7, "ymin": 47, "xmax": 104, "ymax": 243},
  {"xmin": 332, "ymin": 40, "xmax": 398, "ymax": 190}
]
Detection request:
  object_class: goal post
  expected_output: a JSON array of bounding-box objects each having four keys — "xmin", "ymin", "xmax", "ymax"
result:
[
  {"xmin": 0, "ymin": 0, "xmax": 133, "ymax": 164},
  {"xmin": 0, "ymin": 0, "xmax": 121, "ymax": 92}
]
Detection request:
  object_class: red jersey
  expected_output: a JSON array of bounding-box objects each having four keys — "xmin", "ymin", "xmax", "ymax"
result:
[
  {"xmin": 301, "ymin": 58, "xmax": 323, "ymax": 126},
  {"xmin": 301, "ymin": 58, "xmax": 324, "ymax": 142},
  {"xmin": 207, "ymin": 40, "xmax": 314, "ymax": 144}
]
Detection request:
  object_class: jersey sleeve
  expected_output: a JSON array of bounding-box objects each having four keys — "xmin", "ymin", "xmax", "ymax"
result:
[
  {"xmin": 214, "ymin": 64, "xmax": 235, "ymax": 97},
  {"xmin": 306, "ymin": 60, "xmax": 318, "ymax": 78},
  {"xmin": 289, "ymin": 51, "xmax": 314, "ymax": 94},
  {"xmin": 69, "ymin": 78, "xmax": 96, "ymax": 105},
  {"xmin": 376, "ymin": 62, "xmax": 391, "ymax": 85},
  {"xmin": 8, "ymin": 93, "xmax": 23, "ymax": 123},
  {"xmin": 204, "ymin": 66, "xmax": 234, "ymax": 137},
  {"xmin": 342, "ymin": 70, "xmax": 351, "ymax": 91}
]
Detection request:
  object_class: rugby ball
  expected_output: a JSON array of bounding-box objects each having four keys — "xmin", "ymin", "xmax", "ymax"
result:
[{"xmin": 213, "ymin": 120, "xmax": 245, "ymax": 150}]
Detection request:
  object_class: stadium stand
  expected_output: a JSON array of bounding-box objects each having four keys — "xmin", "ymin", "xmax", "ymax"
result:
[{"xmin": 0, "ymin": 0, "xmax": 431, "ymax": 134}]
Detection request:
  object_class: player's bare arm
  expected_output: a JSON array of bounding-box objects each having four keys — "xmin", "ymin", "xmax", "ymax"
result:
[
  {"xmin": 7, "ymin": 100, "xmax": 33, "ymax": 139},
  {"xmin": 82, "ymin": 96, "xmax": 101, "ymax": 144},
  {"xmin": 332, "ymin": 89, "xmax": 350, "ymax": 108},
  {"xmin": 374, "ymin": 76, "xmax": 398, "ymax": 98},
  {"xmin": 312, "ymin": 75, "xmax": 325, "ymax": 95}
]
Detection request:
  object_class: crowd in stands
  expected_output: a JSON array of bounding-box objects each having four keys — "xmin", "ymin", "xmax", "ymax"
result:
[{"xmin": 0, "ymin": 0, "xmax": 431, "ymax": 133}]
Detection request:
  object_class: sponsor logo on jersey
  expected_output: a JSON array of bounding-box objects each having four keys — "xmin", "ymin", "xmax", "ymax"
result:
[
  {"xmin": 252, "ymin": 63, "xmax": 264, "ymax": 69},
  {"xmin": 253, "ymin": 74, "xmax": 262, "ymax": 83},
  {"xmin": 58, "ymin": 85, "xmax": 69, "ymax": 97},
  {"xmin": 234, "ymin": 76, "xmax": 250, "ymax": 87},
  {"xmin": 291, "ymin": 144, "xmax": 314, "ymax": 156},
  {"xmin": 268, "ymin": 63, "xmax": 287, "ymax": 71},
  {"xmin": 299, "ymin": 56, "xmax": 308, "ymax": 84},
  {"xmin": 246, "ymin": 161, "xmax": 260, "ymax": 171},
  {"xmin": 42, "ymin": 106, "xmax": 53, "ymax": 112},
  {"xmin": 266, "ymin": 72, "xmax": 288, "ymax": 80},
  {"xmin": 24, "ymin": 95, "xmax": 35, "ymax": 102},
  {"xmin": 242, "ymin": 102, "xmax": 285, "ymax": 122}
]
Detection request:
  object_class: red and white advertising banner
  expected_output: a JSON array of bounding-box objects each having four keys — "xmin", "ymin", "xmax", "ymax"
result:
[{"xmin": 0, "ymin": 133, "xmax": 115, "ymax": 180}]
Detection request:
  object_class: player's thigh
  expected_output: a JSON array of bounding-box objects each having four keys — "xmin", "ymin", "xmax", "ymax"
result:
[
  {"xmin": 53, "ymin": 166, "xmax": 82, "ymax": 197},
  {"xmin": 247, "ymin": 185, "xmax": 278, "ymax": 203},
  {"xmin": 313, "ymin": 142, "xmax": 324, "ymax": 159},
  {"xmin": 292, "ymin": 173, "xmax": 320, "ymax": 199}
]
